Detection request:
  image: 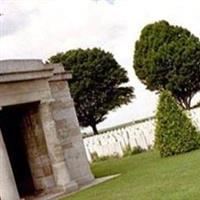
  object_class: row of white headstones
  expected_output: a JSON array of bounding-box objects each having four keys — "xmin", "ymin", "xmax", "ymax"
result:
[{"xmin": 83, "ymin": 107, "xmax": 200, "ymax": 162}]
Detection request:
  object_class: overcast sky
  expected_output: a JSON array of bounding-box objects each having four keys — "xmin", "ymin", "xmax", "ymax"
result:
[{"xmin": 1, "ymin": 0, "xmax": 200, "ymax": 132}]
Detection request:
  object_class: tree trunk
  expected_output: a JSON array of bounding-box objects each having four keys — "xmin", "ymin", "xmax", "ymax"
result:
[
  {"xmin": 182, "ymin": 97, "xmax": 191, "ymax": 110},
  {"xmin": 91, "ymin": 124, "xmax": 99, "ymax": 135},
  {"xmin": 177, "ymin": 96, "xmax": 191, "ymax": 110}
]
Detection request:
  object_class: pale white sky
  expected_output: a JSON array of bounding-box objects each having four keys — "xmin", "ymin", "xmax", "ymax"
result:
[{"xmin": 0, "ymin": 0, "xmax": 200, "ymax": 132}]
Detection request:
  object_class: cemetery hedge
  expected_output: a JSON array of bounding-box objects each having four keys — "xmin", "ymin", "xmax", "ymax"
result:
[{"xmin": 155, "ymin": 90, "xmax": 200, "ymax": 157}]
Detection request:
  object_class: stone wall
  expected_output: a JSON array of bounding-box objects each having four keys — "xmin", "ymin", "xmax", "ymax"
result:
[
  {"xmin": 49, "ymin": 77, "xmax": 94, "ymax": 186},
  {"xmin": 22, "ymin": 104, "xmax": 55, "ymax": 191},
  {"xmin": 84, "ymin": 107, "xmax": 200, "ymax": 162}
]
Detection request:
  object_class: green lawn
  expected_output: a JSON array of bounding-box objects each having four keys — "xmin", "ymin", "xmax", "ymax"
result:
[{"xmin": 62, "ymin": 150, "xmax": 200, "ymax": 200}]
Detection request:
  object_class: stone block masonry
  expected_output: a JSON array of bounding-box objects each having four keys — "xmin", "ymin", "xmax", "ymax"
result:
[{"xmin": 0, "ymin": 60, "xmax": 94, "ymax": 200}]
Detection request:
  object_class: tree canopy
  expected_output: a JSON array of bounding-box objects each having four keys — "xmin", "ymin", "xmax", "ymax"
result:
[
  {"xmin": 49, "ymin": 48, "xmax": 134, "ymax": 134},
  {"xmin": 134, "ymin": 20, "xmax": 200, "ymax": 108}
]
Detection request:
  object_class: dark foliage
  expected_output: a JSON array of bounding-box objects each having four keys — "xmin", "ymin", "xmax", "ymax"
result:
[
  {"xmin": 134, "ymin": 20, "xmax": 200, "ymax": 108},
  {"xmin": 49, "ymin": 48, "xmax": 134, "ymax": 134}
]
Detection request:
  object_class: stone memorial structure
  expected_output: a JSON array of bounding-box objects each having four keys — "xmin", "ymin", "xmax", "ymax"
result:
[{"xmin": 0, "ymin": 60, "xmax": 94, "ymax": 200}]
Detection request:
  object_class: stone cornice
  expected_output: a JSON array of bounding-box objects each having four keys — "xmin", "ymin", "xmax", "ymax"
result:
[
  {"xmin": 0, "ymin": 59, "xmax": 54, "ymax": 83},
  {"xmin": 0, "ymin": 70, "xmax": 53, "ymax": 83}
]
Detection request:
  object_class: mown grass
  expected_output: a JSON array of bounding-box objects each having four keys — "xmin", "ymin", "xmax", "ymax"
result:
[{"xmin": 62, "ymin": 150, "xmax": 200, "ymax": 200}]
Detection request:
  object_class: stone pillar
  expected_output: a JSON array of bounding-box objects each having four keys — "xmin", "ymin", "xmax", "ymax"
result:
[
  {"xmin": 22, "ymin": 108, "xmax": 55, "ymax": 192},
  {"xmin": 59, "ymin": 99, "xmax": 94, "ymax": 185},
  {"xmin": 0, "ymin": 128, "xmax": 20, "ymax": 200},
  {"xmin": 49, "ymin": 68, "xmax": 94, "ymax": 186},
  {"xmin": 39, "ymin": 101, "xmax": 78, "ymax": 192}
]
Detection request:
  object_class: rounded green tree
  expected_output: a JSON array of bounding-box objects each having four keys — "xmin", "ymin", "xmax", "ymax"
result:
[
  {"xmin": 134, "ymin": 20, "xmax": 200, "ymax": 109},
  {"xmin": 155, "ymin": 90, "xmax": 200, "ymax": 157},
  {"xmin": 49, "ymin": 48, "xmax": 134, "ymax": 134}
]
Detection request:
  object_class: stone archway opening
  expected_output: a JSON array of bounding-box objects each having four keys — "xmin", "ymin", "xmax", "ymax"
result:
[{"xmin": 0, "ymin": 102, "xmax": 39, "ymax": 198}]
